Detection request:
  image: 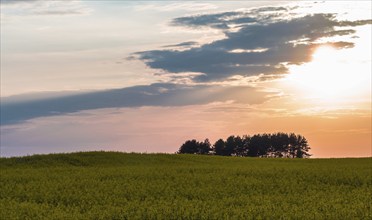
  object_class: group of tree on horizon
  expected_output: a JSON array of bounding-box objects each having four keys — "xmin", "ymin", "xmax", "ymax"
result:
[{"xmin": 178, "ymin": 133, "xmax": 311, "ymax": 158}]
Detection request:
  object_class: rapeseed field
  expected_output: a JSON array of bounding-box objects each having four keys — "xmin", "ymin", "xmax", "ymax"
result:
[{"xmin": 1, "ymin": 152, "xmax": 370, "ymax": 219}]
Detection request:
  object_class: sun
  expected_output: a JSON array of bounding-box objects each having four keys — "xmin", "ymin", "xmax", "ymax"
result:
[
  {"xmin": 311, "ymin": 45, "xmax": 338, "ymax": 61},
  {"xmin": 284, "ymin": 45, "xmax": 370, "ymax": 104}
]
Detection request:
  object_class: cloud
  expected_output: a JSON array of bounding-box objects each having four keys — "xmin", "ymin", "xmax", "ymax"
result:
[
  {"xmin": 338, "ymin": 19, "xmax": 372, "ymax": 27},
  {"xmin": 135, "ymin": 2, "xmax": 218, "ymax": 12},
  {"xmin": 1, "ymin": 0, "xmax": 92, "ymax": 16},
  {"xmin": 250, "ymin": 6, "xmax": 289, "ymax": 13},
  {"xmin": 135, "ymin": 7, "xmax": 371, "ymax": 82},
  {"xmin": 0, "ymin": 0, "xmax": 40, "ymax": 4},
  {"xmin": 34, "ymin": 10, "xmax": 85, "ymax": 16},
  {"xmin": 162, "ymin": 41, "xmax": 198, "ymax": 48},
  {"xmin": 169, "ymin": 6, "xmax": 297, "ymax": 30},
  {"xmin": 0, "ymin": 83, "xmax": 272, "ymax": 125},
  {"xmin": 172, "ymin": 12, "xmax": 253, "ymax": 29}
]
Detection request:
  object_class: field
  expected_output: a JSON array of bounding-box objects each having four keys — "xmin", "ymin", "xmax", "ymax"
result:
[{"xmin": 0, "ymin": 152, "xmax": 371, "ymax": 219}]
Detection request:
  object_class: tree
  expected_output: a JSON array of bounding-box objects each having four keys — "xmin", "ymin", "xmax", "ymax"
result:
[
  {"xmin": 198, "ymin": 139, "xmax": 212, "ymax": 155},
  {"xmin": 213, "ymin": 139, "xmax": 226, "ymax": 156},
  {"xmin": 288, "ymin": 133, "xmax": 298, "ymax": 158},
  {"xmin": 292, "ymin": 134, "xmax": 311, "ymax": 158},
  {"xmin": 234, "ymin": 135, "xmax": 247, "ymax": 156},
  {"xmin": 180, "ymin": 133, "xmax": 311, "ymax": 158},
  {"xmin": 247, "ymin": 134, "xmax": 260, "ymax": 157},
  {"xmin": 224, "ymin": 136, "xmax": 236, "ymax": 156},
  {"xmin": 259, "ymin": 133, "xmax": 272, "ymax": 157},
  {"xmin": 178, "ymin": 139, "xmax": 199, "ymax": 154},
  {"xmin": 270, "ymin": 133, "xmax": 290, "ymax": 158},
  {"xmin": 245, "ymin": 134, "xmax": 269, "ymax": 157},
  {"xmin": 178, "ymin": 139, "xmax": 211, "ymax": 155}
]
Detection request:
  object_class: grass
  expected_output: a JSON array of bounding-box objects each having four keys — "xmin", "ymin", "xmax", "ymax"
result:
[{"xmin": 0, "ymin": 151, "xmax": 371, "ymax": 219}]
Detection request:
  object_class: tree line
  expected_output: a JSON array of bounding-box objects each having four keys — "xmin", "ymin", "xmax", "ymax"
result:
[{"xmin": 178, "ymin": 133, "xmax": 311, "ymax": 158}]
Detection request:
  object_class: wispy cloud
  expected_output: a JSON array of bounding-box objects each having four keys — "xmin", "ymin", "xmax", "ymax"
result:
[
  {"xmin": 1, "ymin": 0, "xmax": 40, "ymax": 4},
  {"xmin": 1, "ymin": 0, "xmax": 92, "ymax": 16},
  {"xmin": 162, "ymin": 41, "xmax": 199, "ymax": 48},
  {"xmin": 135, "ymin": 2, "xmax": 218, "ymax": 12}
]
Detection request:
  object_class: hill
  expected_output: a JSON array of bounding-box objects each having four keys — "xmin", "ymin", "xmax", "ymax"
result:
[{"xmin": 1, "ymin": 152, "xmax": 371, "ymax": 219}]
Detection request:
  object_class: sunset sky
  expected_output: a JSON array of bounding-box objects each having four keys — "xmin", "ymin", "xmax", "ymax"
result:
[{"xmin": 1, "ymin": 0, "xmax": 371, "ymax": 158}]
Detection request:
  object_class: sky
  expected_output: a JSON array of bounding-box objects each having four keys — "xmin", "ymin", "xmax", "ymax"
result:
[{"xmin": 0, "ymin": 0, "xmax": 371, "ymax": 158}]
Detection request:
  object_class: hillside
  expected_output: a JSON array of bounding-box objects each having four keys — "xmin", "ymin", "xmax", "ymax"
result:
[{"xmin": 1, "ymin": 152, "xmax": 371, "ymax": 219}]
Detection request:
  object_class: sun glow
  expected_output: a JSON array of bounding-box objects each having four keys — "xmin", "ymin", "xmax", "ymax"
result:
[
  {"xmin": 285, "ymin": 45, "xmax": 371, "ymax": 104},
  {"xmin": 311, "ymin": 46, "xmax": 337, "ymax": 60}
]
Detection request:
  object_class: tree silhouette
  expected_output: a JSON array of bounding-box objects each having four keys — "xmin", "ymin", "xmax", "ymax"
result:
[
  {"xmin": 178, "ymin": 133, "xmax": 311, "ymax": 158},
  {"xmin": 290, "ymin": 134, "xmax": 310, "ymax": 158},
  {"xmin": 270, "ymin": 133, "xmax": 289, "ymax": 158},
  {"xmin": 247, "ymin": 134, "xmax": 271, "ymax": 157},
  {"xmin": 234, "ymin": 135, "xmax": 247, "ymax": 156},
  {"xmin": 225, "ymin": 136, "xmax": 238, "ymax": 156},
  {"xmin": 213, "ymin": 139, "xmax": 225, "ymax": 156},
  {"xmin": 178, "ymin": 139, "xmax": 211, "ymax": 155},
  {"xmin": 178, "ymin": 139, "xmax": 199, "ymax": 154},
  {"xmin": 198, "ymin": 139, "xmax": 211, "ymax": 155}
]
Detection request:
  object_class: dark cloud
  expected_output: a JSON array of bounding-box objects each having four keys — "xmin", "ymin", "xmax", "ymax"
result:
[
  {"xmin": 170, "ymin": 6, "xmax": 300, "ymax": 30},
  {"xmin": 228, "ymin": 17, "xmax": 257, "ymax": 25},
  {"xmin": 250, "ymin": 6, "xmax": 288, "ymax": 13},
  {"xmin": 213, "ymin": 14, "xmax": 351, "ymax": 49},
  {"xmin": 0, "ymin": 83, "xmax": 271, "ymax": 125},
  {"xmin": 135, "ymin": 9, "xmax": 371, "ymax": 82},
  {"xmin": 172, "ymin": 12, "xmax": 256, "ymax": 29},
  {"xmin": 162, "ymin": 41, "xmax": 198, "ymax": 48},
  {"xmin": 338, "ymin": 19, "xmax": 372, "ymax": 27}
]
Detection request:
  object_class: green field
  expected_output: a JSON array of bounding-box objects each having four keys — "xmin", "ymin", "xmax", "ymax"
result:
[{"xmin": 0, "ymin": 152, "xmax": 371, "ymax": 219}]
